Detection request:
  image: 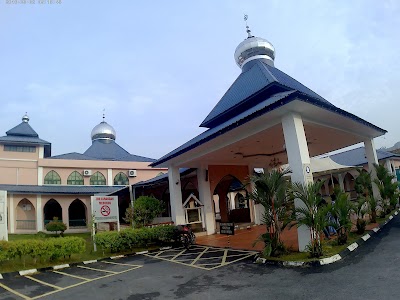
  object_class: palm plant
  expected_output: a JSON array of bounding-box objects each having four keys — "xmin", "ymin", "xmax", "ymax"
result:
[
  {"xmin": 355, "ymin": 197, "xmax": 368, "ymax": 234},
  {"xmin": 373, "ymin": 164, "xmax": 398, "ymax": 216},
  {"xmin": 290, "ymin": 180, "xmax": 327, "ymax": 258},
  {"xmin": 355, "ymin": 168, "xmax": 373, "ymax": 197},
  {"xmin": 330, "ymin": 191, "xmax": 353, "ymax": 245},
  {"xmin": 367, "ymin": 196, "xmax": 378, "ymax": 223},
  {"xmin": 248, "ymin": 168, "xmax": 293, "ymax": 257}
]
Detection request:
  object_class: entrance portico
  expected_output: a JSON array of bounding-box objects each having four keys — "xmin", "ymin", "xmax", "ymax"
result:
[{"xmin": 151, "ymin": 27, "xmax": 386, "ymax": 251}]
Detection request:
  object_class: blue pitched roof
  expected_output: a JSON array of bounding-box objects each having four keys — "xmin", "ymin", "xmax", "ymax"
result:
[
  {"xmin": 329, "ymin": 147, "xmax": 400, "ymax": 166},
  {"xmin": 0, "ymin": 135, "xmax": 50, "ymax": 145},
  {"xmin": 133, "ymin": 168, "xmax": 195, "ymax": 188},
  {"xmin": 83, "ymin": 140, "xmax": 155, "ymax": 162},
  {"xmin": 200, "ymin": 60, "xmax": 331, "ymax": 128},
  {"xmin": 49, "ymin": 152, "xmax": 95, "ymax": 160},
  {"xmin": 6, "ymin": 122, "xmax": 39, "ymax": 137},
  {"xmin": 151, "ymin": 90, "xmax": 386, "ymax": 167},
  {"xmin": 0, "ymin": 121, "xmax": 50, "ymax": 146},
  {"xmin": 49, "ymin": 140, "xmax": 155, "ymax": 162},
  {"xmin": 0, "ymin": 184, "xmax": 124, "ymax": 195}
]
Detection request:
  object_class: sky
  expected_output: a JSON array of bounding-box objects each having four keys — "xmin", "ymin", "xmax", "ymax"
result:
[{"xmin": 0, "ymin": 0, "xmax": 399, "ymax": 159}]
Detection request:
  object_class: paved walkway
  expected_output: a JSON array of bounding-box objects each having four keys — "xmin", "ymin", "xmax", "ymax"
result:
[
  {"xmin": 196, "ymin": 225, "xmax": 299, "ymax": 252},
  {"xmin": 196, "ymin": 219, "xmax": 383, "ymax": 252}
]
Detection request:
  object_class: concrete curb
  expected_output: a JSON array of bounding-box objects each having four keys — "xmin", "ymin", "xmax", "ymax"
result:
[
  {"xmin": 0, "ymin": 244, "xmax": 172, "ymax": 279},
  {"xmin": 254, "ymin": 208, "xmax": 400, "ymax": 268}
]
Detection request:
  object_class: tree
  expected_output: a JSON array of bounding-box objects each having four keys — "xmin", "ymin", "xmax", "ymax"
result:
[
  {"xmin": 290, "ymin": 181, "xmax": 327, "ymax": 258},
  {"xmin": 248, "ymin": 168, "xmax": 293, "ymax": 257},
  {"xmin": 45, "ymin": 217, "xmax": 67, "ymax": 236},
  {"xmin": 123, "ymin": 204, "xmax": 134, "ymax": 227},
  {"xmin": 133, "ymin": 196, "xmax": 164, "ymax": 228}
]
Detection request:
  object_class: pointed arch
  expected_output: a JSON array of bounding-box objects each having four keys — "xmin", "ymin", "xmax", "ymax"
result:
[
  {"xmin": 44, "ymin": 170, "xmax": 61, "ymax": 185},
  {"xmin": 90, "ymin": 171, "xmax": 106, "ymax": 185},
  {"xmin": 43, "ymin": 199, "xmax": 62, "ymax": 225},
  {"xmin": 67, "ymin": 171, "xmax": 84, "ymax": 185},
  {"xmin": 68, "ymin": 199, "xmax": 87, "ymax": 227},
  {"xmin": 114, "ymin": 172, "xmax": 129, "ymax": 185},
  {"xmin": 213, "ymin": 174, "xmax": 249, "ymax": 223},
  {"xmin": 16, "ymin": 198, "xmax": 36, "ymax": 230}
]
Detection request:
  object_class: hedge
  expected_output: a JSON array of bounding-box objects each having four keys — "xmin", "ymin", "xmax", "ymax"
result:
[
  {"xmin": 94, "ymin": 225, "xmax": 176, "ymax": 253},
  {"xmin": 0, "ymin": 237, "xmax": 86, "ymax": 265}
]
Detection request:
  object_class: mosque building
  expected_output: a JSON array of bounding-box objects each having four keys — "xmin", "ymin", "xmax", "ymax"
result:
[
  {"xmin": 0, "ymin": 114, "xmax": 166, "ymax": 234},
  {"xmin": 1, "ymin": 24, "xmax": 397, "ymax": 252}
]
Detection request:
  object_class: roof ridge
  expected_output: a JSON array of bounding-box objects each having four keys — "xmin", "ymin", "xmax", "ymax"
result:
[{"xmin": 255, "ymin": 60, "xmax": 278, "ymax": 82}]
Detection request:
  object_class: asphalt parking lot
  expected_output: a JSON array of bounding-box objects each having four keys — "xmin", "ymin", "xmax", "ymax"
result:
[
  {"xmin": 0, "ymin": 246, "xmax": 256, "ymax": 299},
  {"xmin": 145, "ymin": 245, "xmax": 256, "ymax": 270},
  {"xmin": 0, "ymin": 259, "xmax": 142, "ymax": 299}
]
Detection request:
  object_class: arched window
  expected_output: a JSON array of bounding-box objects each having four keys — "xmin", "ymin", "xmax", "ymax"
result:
[
  {"xmin": 67, "ymin": 171, "xmax": 84, "ymax": 185},
  {"xmin": 44, "ymin": 170, "xmax": 61, "ymax": 185},
  {"xmin": 114, "ymin": 172, "xmax": 129, "ymax": 185},
  {"xmin": 90, "ymin": 171, "xmax": 106, "ymax": 185}
]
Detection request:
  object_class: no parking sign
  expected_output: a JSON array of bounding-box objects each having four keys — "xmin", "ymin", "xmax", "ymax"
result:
[{"xmin": 91, "ymin": 196, "xmax": 119, "ymax": 223}]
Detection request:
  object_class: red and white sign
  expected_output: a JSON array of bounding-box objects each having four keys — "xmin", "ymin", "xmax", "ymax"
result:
[{"xmin": 91, "ymin": 196, "xmax": 119, "ymax": 223}]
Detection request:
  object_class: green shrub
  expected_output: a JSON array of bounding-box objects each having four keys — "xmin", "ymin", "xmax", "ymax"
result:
[
  {"xmin": 133, "ymin": 196, "xmax": 164, "ymax": 227},
  {"xmin": 45, "ymin": 217, "xmax": 67, "ymax": 236},
  {"xmin": 0, "ymin": 237, "xmax": 86, "ymax": 264},
  {"xmin": 94, "ymin": 225, "xmax": 176, "ymax": 253}
]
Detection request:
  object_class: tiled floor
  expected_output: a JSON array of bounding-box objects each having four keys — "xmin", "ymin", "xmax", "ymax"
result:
[{"xmin": 196, "ymin": 225, "xmax": 299, "ymax": 252}]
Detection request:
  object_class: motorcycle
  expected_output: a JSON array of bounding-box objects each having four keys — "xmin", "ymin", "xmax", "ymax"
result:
[{"xmin": 174, "ymin": 225, "xmax": 196, "ymax": 249}]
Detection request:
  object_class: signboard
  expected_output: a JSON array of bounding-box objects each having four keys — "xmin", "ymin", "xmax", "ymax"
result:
[
  {"xmin": 91, "ymin": 196, "xmax": 119, "ymax": 223},
  {"xmin": 220, "ymin": 222, "xmax": 235, "ymax": 235},
  {"xmin": 303, "ymin": 163, "xmax": 313, "ymax": 183},
  {"xmin": 0, "ymin": 190, "xmax": 8, "ymax": 241}
]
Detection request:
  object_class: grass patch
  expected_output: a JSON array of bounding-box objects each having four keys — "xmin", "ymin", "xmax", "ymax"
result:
[{"xmin": 0, "ymin": 232, "xmax": 161, "ymax": 273}]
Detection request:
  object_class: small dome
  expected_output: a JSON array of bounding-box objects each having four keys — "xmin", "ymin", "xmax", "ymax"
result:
[
  {"xmin": 91, "ymin": 121, "xmax": 116, "ymax": 141},
  {"xmin": 22, "ymin": 113, "xmax": 29, "ymax": 123},
  {"xmin": 234, "ymin": 36, "xmax": 275, "ymax": 69}
]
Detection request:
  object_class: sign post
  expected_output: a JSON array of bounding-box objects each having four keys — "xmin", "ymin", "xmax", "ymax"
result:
[
  {"xmin": 220, "ymin": 222, "xmax": 234, "ymax": 248},
  {"xmin": 0, "ymin": 190, "xmax": 8, "ymax": 241},
  {"xmin": 91, "ymin": 196, "xmax": 119, "ymax": 251}
]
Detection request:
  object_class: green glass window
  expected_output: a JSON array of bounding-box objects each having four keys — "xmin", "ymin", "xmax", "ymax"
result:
[
  {"xmin": 90, "ymin": 171, "xmax": 106, "ymax": 185},
  {"xmin": 114, "ymin": 172, "xmax": 129, "ymax": 185},
  {"xmin": 4, "ymin": 145, "xmax": 36, "ymax": 152},
  {"xmin": 67, "ymin": 171, "xmax": 84, "ymax": 185},
  {"xmin": 44, "ymin": 170, "xmax": 61, "ymax": 185}
]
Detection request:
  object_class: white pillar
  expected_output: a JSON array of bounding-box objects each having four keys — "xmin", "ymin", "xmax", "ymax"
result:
[
  {"xmin": 344, "ymin": 175, "xmax": 350, "ymax": 192},
  {"xmin": 107, "ymin": 169, "xmax": 113, "ymax": 186},
  {"xmin": 168, "ymin": 166, "xmax": 185, "ymax": 225},
  {"xmin": 36, "ymin": 195, "xmax": 43, "ymax": 232},
  {"xmin": 38, "ymin": 167, "xmax": 43, "ymax": 186},
  {"xmin": 0, "ymin": 191, "xmax": 8, "ymax": 240},
  {"xmin": 9, "ymin": 193, "xmax": 15, "ymax": 233},
  {"xmin": 197, "ymin": 167, "xmax": 216, "ymax": 235},
  {"xmin": 323, "ymin": 180, "xmax": 330, "ymax": 196},
  {"xmin": 384, "ymin": 159, "xmax": 397, "ymax": 182},
  {"xmin": 338, "ymin": 173, "xmax": 345, "ymax": 191},
  {"xmin": 364, "ymin": 138, "xmax": 380, "ymax": 200},
  {"xmin": 282, "ymin": 113, "xmax": 313, "ymax": 252},
  {"xmin": 249, "ymin": 165, "xmax": 264, "ymax": 225}
]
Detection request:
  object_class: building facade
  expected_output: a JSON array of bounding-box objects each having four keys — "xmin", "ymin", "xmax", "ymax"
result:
[{"xmin": 0, "ymin": 115, "xmax": 166, "ymax": 234}]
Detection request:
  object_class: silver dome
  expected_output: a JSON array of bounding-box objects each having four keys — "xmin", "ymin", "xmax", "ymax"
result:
[
  {"xmin": 91, "ymin": 121, "xmax": 116, "ymax": 141},
  {"xmin": 22, "ymin": 113, "xmax": 29, "ymax": 123},
  {"xmin": 234, "ymin": 36, "xmax": 275, "ymax": 69}
]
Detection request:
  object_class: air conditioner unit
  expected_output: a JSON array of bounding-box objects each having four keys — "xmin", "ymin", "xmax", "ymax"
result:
[
  {"xmin": 128, "ymin": 170, "xmax": 137, "ymax": 177},
  {"xmin": 83, "ymin": 170, "xmax": 92, "ymax": 176}
]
